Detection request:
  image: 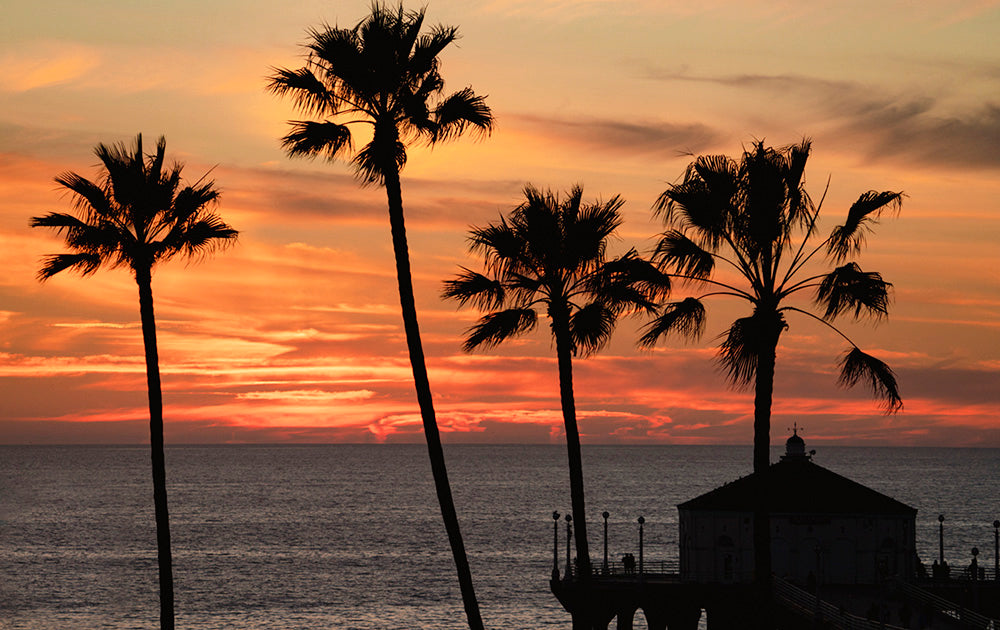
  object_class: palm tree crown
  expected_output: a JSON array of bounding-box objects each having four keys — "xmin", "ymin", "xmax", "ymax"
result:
[
  {"xmin": 31, "ymin": 134, "xmax": 236, "ymax": 279},
  {"xmin": 266, "ymin": 3, "xmax": 493, "ymax": 183},
  {"xmin": 444, "ymin": 184, "xmax": 658, "ymax": 584},
  {"xmin": 644, "ymin": 140, "xmax": 902, "ymax": 428},
  {"xmin": 445, "ymin": 185, "xmax": 657, "ymax": 354}
]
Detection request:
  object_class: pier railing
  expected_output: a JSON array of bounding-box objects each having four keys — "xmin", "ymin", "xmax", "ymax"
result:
[
  {"xmin": 564, "ymin": 558, "xmax": 751, "ymax": 583},
  {"xmin": 562, "ymin": 558, "xmax": 680, "ymax": 579},
  {"xmin": 890, "ymin": 577, "xmax": 1000, "ymax": 629},
  {"xmin": 773, "ymin": 577, "xmax": 909, "ymax": 630}
]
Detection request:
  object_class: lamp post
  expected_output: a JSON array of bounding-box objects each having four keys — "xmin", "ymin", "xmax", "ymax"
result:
[
  {"xmin": 638, "ymin": 516, "xmax": 645, "ymax": 579},
  {"xmin": 565, "ymin": 514, "xmax": 573, "ymax": 578},
  {"xmin": 602, "ymin": 511, "xmax": 610, "ymax": 575},
  {"xmin": 552, "ymin": 511, "xmax": 560, "ymax": 578},
  {"xmin": 938, "ymin": 514, "xmax": 945, "ymax": 564},
  {"xmin": 993, "ymin": 520, "xmax": 999, "ymax": 581}
]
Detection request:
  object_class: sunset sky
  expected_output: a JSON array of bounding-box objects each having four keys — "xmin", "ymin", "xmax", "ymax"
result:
[{"xmin": 2, "ymin": 0, "xmax": 998, "ymax": 446}]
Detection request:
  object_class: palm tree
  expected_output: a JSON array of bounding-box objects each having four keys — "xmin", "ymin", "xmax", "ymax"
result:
[
  {"xmin": 30, "ymin": 134, "xmax": 237, "ymax": 630},
  {"xmin": 642, "ymin": 139, "xmax": 901, "ymax": 622},
  {"xmin": 266, "ymin": 5, "xmax": 493, "ymax": 628},
  {"xmin": 443, "ymin": 185, "xmax": 659, "ymax": 590}
]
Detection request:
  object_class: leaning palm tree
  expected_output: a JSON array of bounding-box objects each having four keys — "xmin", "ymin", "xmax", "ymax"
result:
[
  {"xmin": 443, "ymin": 185, "xmax": 659, "ymax": 591},
  {"xmin": 642, "ymin": 139, "xmax": 901, "ymax": 621},
  {"xmin": 30, "ymin": 134, "xmax": 237, "ymax": 630},
  {"xmin": 266, "ymin": 5, "xmax": 493, "ymax": 628}
]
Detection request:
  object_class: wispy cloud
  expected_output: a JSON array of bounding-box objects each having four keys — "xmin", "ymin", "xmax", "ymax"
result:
[
  {"xmin": 511, "ymin": 114, "xmax": 724, "ymax": 159},
  {"xmin": 0, "ymin": 44, "xmax": 101, "ymax": 92},
  {"xmin": 645, "ymin": 70, "xmax": 1000, "ymax": 170}
]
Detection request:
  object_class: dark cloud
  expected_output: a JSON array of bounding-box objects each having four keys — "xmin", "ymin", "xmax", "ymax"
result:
[
  {"xmin": 645, "ymin": 70, "xmax": 1000, "ymax": 170},
  {"xmin": 222, "ymin": 163, "xmax": 523, "ymax": 230},
  {"xmin": 0, "ymin": 122, "xmax": 110, "ymax": 161},
  {"xmin": 512, "ymin": 114, "xmax": 725, "ymax": 159}
]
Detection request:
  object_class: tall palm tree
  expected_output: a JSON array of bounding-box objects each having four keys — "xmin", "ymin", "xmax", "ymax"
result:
[
  {"xmin": 266, "ymin": 5, "xmax": 493, "ymax": 628},
  {"xmin": 443, "ymin": 185, "xmax": 659, "ymax": 591},
  {"xmin": 30, "ymin": 134, "xmax": 237, "ymax": 630},
  {"xmin": 642, "ymin": 139, "xmax": 901, "ymax": 622}
]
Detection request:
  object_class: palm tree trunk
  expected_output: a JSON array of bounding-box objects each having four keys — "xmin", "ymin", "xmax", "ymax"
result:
[
  {"xmin": 136, "ymin": 268, "xmax": 175, "ymax": 630},
  {"xmin": 752, "ymin": 330, "xmax": 779, "ymax": 630},
  {"xmin": 381, "ymin": 167, "xmax": 484, "ymax": 630},
  {"xmin": 552, "ymin": 314, "xmax": 592, "ymax": 581}
]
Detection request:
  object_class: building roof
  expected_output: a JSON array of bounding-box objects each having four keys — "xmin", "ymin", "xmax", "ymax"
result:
[{"xmin": 677, "ymin": 456, "xmax": 917, "ymax": 516}]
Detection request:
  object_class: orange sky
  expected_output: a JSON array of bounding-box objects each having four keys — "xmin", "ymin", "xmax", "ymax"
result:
[{"xmin": 2, "ymin": 0, "xmax": 999, "ymax": 446}]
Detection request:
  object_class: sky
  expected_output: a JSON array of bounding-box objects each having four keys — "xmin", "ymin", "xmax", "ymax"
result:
[{"xmin": 1, "ymin": 0, "xmax": 998, "ymax": 446}]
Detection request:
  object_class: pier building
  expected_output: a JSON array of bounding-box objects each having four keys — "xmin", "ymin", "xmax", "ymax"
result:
[{"xmin": 550, "ymin": 432, "xmax": 1000, "ymax": 629}]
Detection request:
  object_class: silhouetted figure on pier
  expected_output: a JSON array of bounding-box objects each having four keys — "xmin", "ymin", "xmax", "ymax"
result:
[{"xmin": 623, "ymin": 553, "xmax": 636, "ymax": 575}]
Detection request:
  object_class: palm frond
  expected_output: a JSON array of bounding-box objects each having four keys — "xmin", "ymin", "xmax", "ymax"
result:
[
  {"xmin": 653, "ymin": 229, "xmax": 715, "ymax": 279},
  {"xmin": 30, "ymin": 211, "xmax": 91, "ymax": 233},
  {"xmin": 441, "ymin": 268, "xmax": 506, "ymax": 310},
  {"xmin": 570, "ymin": 302, "xmax": 615, "ymax": 355},
  {"xmin": 837, "ymin": 347, "xmax": 903, "ymax": 413},
  {"xmin": 817, "ymin": 263, "xmax": 892, "ymax": 320},
  {"xmin": 36, "ymin": 253, "xmax": 102, "ymax": 280},
  {"xmin": 469, "ymin": 219, "xmax": 527, "ymax": 277},
  {"xmin": 52, "ymin": 172, "xmax": 113, "ymax": 218},
  {"xmin": 574, "ymin": 194, "xmax": 623, "ymax": 246},
  {"xmin": 716, "ymin": 310, "xmax": 786, "ymax": 387},
  {"xmin": 171, "ymin": 181, "xmax": 221, "ymax": 224},
  {"xmin": 280, "ymin": 120, "xmax": 353, "ymax": 161},
  {"xmin": 432, "ymin": 87, "xmax": 494, "ymax": 142},
  {"xmin": 783, "ymin": 138, "xmax": 812, "ymax": 228},
  {"xmin": 639, "ymin": 297, "xmax": 706, "ymax": 347},
  {"xmin": 463, "ymin": 308, "xmax": 538, "ymax": 351},
  {"xmin": 594, "ymin": 250, "xmax": 671, "ymax": 308},
  {"xmin": 655, "ymin": 173, "xmax": 732, "ymax": 250},
  {"xmin": 412, "ymin": 22, "xmax": 458, "ymax": 72},
  {"xmin": 827, "ymin": 190, "xmax": 903, "ymax": 261},
  {"xmin": 354, "ymin": 138, "xmax": 406, "ymax": 184},
  {"xmin": 158, "ymin": 216, "xmax": 238, "ymax": 263},
  {"xmin": 717, "ymin": 316, "xmax": 760, "ymax": 387},
  {"xmin": 266, "ymin": 67, "xmax": 337, "ymax": 116}
]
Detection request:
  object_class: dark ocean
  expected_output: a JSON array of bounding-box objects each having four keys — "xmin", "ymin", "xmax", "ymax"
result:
[{"xmin": 1, "ymin": 444, "xmax": 997, "ymax": 629}]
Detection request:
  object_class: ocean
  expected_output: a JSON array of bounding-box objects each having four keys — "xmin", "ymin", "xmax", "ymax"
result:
[{"xmin": 1, "ymin": 444, "xmax": 997, "ymax": 629}]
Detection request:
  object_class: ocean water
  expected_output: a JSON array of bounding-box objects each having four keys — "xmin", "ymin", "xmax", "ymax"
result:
[{"xmin": 1, "ymin": 444, "xmax": 997, "ymax": 629}]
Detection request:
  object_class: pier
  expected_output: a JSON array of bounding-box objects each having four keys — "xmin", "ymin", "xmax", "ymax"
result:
[
  {"xmin": 550, "ymin": 544, "xmax": 1000, "ymax": 629},
  {"xmin": 549, "ymin": 436, "xmax": 1000, "ymax": 629}
]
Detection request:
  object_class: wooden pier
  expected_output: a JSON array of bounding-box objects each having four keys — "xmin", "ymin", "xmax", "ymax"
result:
[{"xmin": 550, "ymin": 562, "xmax": 1000, "ymax": 630}]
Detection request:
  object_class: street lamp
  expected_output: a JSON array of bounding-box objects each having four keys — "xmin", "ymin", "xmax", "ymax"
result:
[
  {"xmin": 938, "ymin": 514, "xmax": 945, "ymax": 564},
  {"xmin": 602, "ymin": 511, "xmax": 610, "ymax": 575},
  {"xmin": 552, "ymin": 511, "xmax": 560, "ymax": 578},
  {"xmin": 993, "ymin": 520, "xmax": 999, "ymax": 581},
  {"xmin": 565, "ymin": 514, "xmax": 573, "ymax": 578},
  {"xmin": 638, "ymin": 516, "xmax": 645, "ymax": 579}
]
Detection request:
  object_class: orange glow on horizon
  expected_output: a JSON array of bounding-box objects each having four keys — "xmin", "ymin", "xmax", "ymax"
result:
[{"xmin": 2, "ymin": 1, "xmax": 998, "ymax": 446}]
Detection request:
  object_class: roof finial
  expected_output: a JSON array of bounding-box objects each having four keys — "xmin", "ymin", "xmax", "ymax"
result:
[{"xmin": 782, "ymin": 422, "xmax": 810, "ymax": 461}]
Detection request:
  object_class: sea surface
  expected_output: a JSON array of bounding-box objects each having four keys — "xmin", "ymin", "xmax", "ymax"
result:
[{"xmin": 1, "ymin": 444, "xmax": 997, "ymax": 629}]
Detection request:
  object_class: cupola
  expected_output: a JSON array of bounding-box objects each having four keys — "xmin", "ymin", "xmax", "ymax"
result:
[{"xmin": 780, "ymin": 423, "xmax": 811, "ymax": 461}]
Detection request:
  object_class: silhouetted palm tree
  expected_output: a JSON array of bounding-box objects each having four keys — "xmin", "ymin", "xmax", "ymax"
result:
[
  {"xmin": 642, "ymin": 139, "xmax": 901, "ymax": 621},
  {"xmin": 266, "ymin": 5, "xmax": 493, "ymax": 628},
  {"xmin": 443, "ymin": 185, "xmax": 659, "ymax": 587},
  {"xmin": 30, "ymin": 134, "xmax": 237, "ymax": 630}
]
